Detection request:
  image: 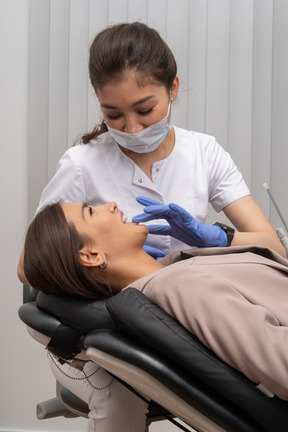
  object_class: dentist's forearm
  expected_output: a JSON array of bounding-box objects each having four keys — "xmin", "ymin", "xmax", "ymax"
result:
[{"xmin": 231, "ymin": 231, "xmax": 286, "ymax": 258}]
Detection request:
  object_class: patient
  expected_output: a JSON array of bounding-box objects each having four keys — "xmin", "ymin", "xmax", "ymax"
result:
[{"xmin": 23, "ymin": 200, "xmax": 288, "ymax": 401}]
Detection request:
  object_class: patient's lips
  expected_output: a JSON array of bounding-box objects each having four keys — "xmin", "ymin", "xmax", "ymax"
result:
[{"xmin": 120, "ymin": 211, "xmax": 139, "ymax": 225}]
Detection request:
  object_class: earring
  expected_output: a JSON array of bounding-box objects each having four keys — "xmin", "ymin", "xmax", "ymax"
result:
[{"xmin": 100, "ymin": 260, "xmax": 108, "ymax": 270}]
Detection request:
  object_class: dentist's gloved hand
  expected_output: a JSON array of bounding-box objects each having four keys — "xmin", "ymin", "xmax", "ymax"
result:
[
  {"xmin": 143, "ymin": 244, "xmax": 166, "ymax": 259},
  {"xmin": 133, "ymin": 197, "xmax": 227, "ymax": 248}
]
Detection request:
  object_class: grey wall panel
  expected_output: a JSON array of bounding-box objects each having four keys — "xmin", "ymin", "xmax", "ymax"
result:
[
  {"xmin": 128, "ymin": 0, "xmax": 148, "ymax": 21},
  {"xmin": 28, "ymin": 0, "xmax": 50, "ymax": 219},
  {"xmin": 88, "ymin": 0, "xmax": 109, "ymax": 131},
  {"xmin": 28, "ymin": 0, "xmax": 288, "ymax": 231},
  {"xmin": 188, "ymin": 0, "xmax": 208, "ymax": 132},
  {"xmin": 205, "ymin": 0, "xmax": 230, "ymax": 149},
  {"xmin": 228, "ymin": 0, "xmax": 254, "ymax": 186},
  {"xmin": 68, "ymin": 0, "xmax": 90, "ymax": 146},
  {"xmin": 167, "ymin": 0, "xmax": 190, "ymax": 129},
  {"xmin": 147, "ymin": 0, "xmax": 167, "ymax": 35},
  {"xmin": 271, "ymin": 0, "xmax": 288, "ymax": 229},
  {"xmin": 251, "ymin": 0, "xmax": 273, "ymax": 218},
  {"xmin": 47, "ymin": 0, "xmax": 70, "ymax": 180},
  {"xmin": 108, "ymin": 0, "xmax": 129, "ymax": 23}
]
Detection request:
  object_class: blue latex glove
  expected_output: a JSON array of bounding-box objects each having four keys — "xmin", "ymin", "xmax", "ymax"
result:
[
  {"xmin": 133, "ymin": 197, "xmax": 227, "ymax": 248},
  {"xmin": 143, "ymin": 244, "xmax": 166, "ymax": 259}
]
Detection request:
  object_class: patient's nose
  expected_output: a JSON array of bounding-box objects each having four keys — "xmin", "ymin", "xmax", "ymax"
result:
[
  {"xmin": 107, "ymin": 201, "xmax": 117, "ymax": 213},
  {"xmin": 95, "ymin": 201, "xmax": 117, "ymax": 213}
]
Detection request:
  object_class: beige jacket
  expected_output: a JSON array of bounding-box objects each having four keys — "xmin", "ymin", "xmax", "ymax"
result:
[{"xmin": 130, "ymin": 246, "xmax": 288, "ymax": 400}]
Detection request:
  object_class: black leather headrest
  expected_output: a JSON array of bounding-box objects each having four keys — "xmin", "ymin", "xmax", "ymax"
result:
[
  {"xmin": 18, "ymin": 302, "xmax": 61, "ymax": 336},
  {"xmin": 23, "ymin": 284, "xmax": 38, "ymax": 303},
  {"xmin": 37, "ymin": 291, "xmax": 116, "ymax": 333}
]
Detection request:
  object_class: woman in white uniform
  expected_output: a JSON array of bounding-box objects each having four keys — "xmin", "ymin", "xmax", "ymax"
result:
[{"xmin": 18, "ymin": 22, "xmax": 285, "ymax": 432}]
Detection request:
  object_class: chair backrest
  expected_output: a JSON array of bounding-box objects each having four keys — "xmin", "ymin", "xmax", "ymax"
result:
[{"xmin": 105, "ymin": 288, "xmax": 288, "ymax": 432}]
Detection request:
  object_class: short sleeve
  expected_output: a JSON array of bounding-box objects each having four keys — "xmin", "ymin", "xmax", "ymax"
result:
[
  {"xmin": 36, "ymin": 146, "xmax": 86, "ymax": 214},
  {"xmin": 207, "ymin": 138, "xmax": 250, "ymax": 212}
]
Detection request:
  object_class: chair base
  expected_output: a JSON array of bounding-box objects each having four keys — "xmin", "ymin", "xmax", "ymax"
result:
[{"xmin": 36, "ymin": 396, "xmax": 79, "ymax": 419}]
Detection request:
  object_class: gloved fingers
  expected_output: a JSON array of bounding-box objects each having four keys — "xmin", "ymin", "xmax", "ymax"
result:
[
  {"xmin": 136, "ymin": 198, "xmax": 195, "ymax": 225},
  {"xmin": 147, "ymin": 224, "xmax": 172, "ymax": 235},
  {"xmin": 142, "ymin": 204, "xmax": 172, "ymax": 216},
  {"xmin": 136, "ymin": 196, "xmax": 163, "ymax": 207},
  {"xmin": 143, "ymin": 244, "xmax": 166, "ymax": 259},
  {"xmin": 168, "ymin": 203, "xmax": 198, "ymax": 225},
  {"xmin": 133, "ymin": 204, "xmax": 172, "ymax": 223},
  {"xmin": 133, "ymin": 212, "xmax": 160, "ymax": 223}
]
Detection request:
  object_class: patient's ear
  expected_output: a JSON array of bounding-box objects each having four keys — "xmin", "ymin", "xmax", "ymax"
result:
[{"xmin": 78, "ymin": 249, "xmax": 107, "ymax": 268}]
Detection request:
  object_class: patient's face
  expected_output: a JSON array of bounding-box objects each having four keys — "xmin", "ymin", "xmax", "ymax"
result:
[{"xmin": 61, "ymin": 202, "xmax": 148, "ymax": 253}]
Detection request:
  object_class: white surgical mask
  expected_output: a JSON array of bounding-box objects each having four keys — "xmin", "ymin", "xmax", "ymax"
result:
[{"xmin": 105, "ymin": 104, "xmax": 171, "ymax": 154}]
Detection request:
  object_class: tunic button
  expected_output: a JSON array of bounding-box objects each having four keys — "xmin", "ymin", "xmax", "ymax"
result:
[
  {"xmin": 138, "ymin": 178, "xmax": 144, "ymax": 183},
  {"xmin": 155, "ymin": 167, "xmax": 160, "ymax": 172}
]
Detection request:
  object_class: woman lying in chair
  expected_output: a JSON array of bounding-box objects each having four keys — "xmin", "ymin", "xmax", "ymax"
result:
[{"xmin": 23, "ymin": 198, "xmax": 288, "ymax": 403}]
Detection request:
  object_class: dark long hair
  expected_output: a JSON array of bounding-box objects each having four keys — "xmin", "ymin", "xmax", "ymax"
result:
[
  {"xmin": 23, "ymin": 203, "xmax": 118, "ymax": 299},
  {"xmin": 81, "ymin": 22, "xmax": 177, "ymax": 144}
]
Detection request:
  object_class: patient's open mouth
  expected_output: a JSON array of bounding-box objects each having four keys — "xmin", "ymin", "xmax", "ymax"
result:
[{"xmin": 120, "ymin": 211, "xmax": 127, "ymax": 223}]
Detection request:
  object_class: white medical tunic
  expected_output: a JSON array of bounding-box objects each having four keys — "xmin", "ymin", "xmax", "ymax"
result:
[{"xmin": 37, "ymin": 126, "xmax": 250, "ymax": 255}]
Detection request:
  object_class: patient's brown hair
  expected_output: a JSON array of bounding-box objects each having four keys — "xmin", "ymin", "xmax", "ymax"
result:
[{"xmin": 24, "ymin": 203, "xmax": 117, "ymax": 299}]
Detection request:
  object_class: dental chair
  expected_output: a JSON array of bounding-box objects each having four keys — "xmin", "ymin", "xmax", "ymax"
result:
[
  {"xmin": 19, "ymin": 285, "xmax": 176, "ymax": 430},
  {"xmin": 18, "ymin": 285, "xmax": 288, "ymax": 432}
]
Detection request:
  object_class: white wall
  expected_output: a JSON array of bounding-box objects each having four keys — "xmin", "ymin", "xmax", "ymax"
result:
[
  {"xmin": 0, "ymin": 1, "xmax": 86, "ymax": 431},
  {"xmin": 1, "ymin": 0, "xmax": 288, "ymax": 431}
]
